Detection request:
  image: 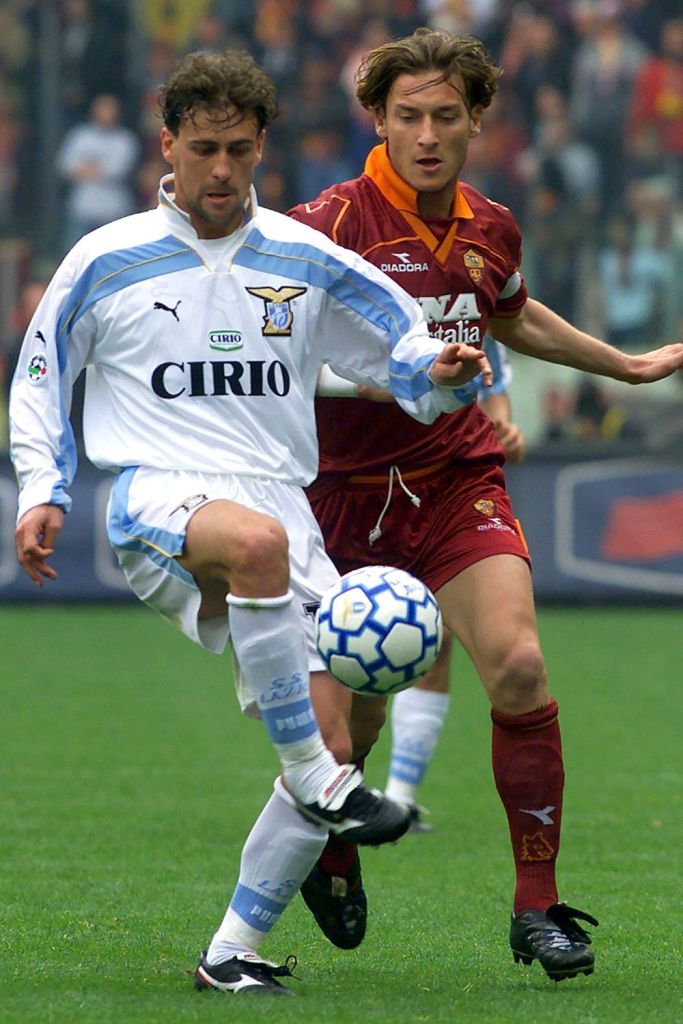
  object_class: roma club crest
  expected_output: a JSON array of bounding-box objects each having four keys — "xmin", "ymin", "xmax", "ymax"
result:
[
  {"xmin": 463, "ymin": 248, "xmax": 485, "ymax": 285},
  {"xmin": 246, "ymin": 286, "xmax": 307, "ymax": 336},
  {"xmin": 474, "ymin": 498, "xmax": 496, "ymax": 517}
]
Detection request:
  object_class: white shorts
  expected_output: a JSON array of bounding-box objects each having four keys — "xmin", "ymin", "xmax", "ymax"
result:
[{"xmin": 106, "ymin": 466, "xmax": 339, "ymax": 673}]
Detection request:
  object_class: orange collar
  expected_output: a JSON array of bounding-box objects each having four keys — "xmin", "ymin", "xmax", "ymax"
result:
[{"xmin": 363, "ymin": 143, "xmax": 473, "ymax": 220}]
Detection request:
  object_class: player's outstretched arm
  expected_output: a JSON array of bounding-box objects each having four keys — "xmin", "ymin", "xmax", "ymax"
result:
[
  {"xmin": 491, "ymin": 298, "xmax": 683, "ymax": 384},
  {"xmin": 429, "ymin": 343, "xmax": 492, "ymax": 389},
  {"xmin": 15, "ymin": 504, "xmax": 64, "ymax": 586}
]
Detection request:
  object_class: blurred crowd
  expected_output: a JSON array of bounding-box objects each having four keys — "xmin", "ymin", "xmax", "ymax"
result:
[{"xmin": 1, "ymin": 0, "xmax": 682, "ymax": 450}]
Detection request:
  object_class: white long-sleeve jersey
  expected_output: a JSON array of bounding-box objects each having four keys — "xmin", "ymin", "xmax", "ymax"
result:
[
  {"xmin": 317, "ymin": 334, "xmax": 512, "ymax": 399},
  {"xmin": 10, "ymin": 179, "xmax": 475, "ymax": 520}
]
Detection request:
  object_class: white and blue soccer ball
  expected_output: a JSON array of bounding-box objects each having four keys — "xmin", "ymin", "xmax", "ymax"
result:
[{"xmin": 315, "ymin": 565, "xmax": 443, "ymax": 696}]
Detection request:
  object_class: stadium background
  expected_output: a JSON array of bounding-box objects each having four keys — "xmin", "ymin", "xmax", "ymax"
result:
[{"xmin": 0, "ymin": 0, "xmax": 682, "ymax": 602}]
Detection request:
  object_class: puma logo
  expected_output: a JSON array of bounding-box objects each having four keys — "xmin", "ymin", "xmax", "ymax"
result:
[{"xmin": 153, "ymin": 300, "xmax": 181, "ymax": 321}]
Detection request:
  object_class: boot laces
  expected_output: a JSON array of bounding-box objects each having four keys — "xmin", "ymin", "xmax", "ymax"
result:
[
  {"xmin": 265, "ymin": 954, "xmax": 298, "ymax": 980},
  {"xmin": 546, "ymin": 903, "xmax": 599, "ymax": 946}
]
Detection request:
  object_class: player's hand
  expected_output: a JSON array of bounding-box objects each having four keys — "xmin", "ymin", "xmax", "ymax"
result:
[
  {"xmin": 494, "ymin": 420, "xmax": 526, "ymax": 463},
  {"xmin": 429, "ymin": 343, "xmax": 492, "ymax": 389},
  {"xmin": 624, "ymin": 344, "xmax": 683, "ymax": 383},
  {"xmin": 15, "ymin": 504, "xmax": 64, "ymax": 586},
  {"xmin": 357, "ymin": 383, "xmax": 395, "ymax": 403}
]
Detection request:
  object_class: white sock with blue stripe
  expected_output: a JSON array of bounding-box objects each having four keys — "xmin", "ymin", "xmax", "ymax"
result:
[
  {"xmin": 206, "ymin": 778, "xmax": 328, "ymax": 963},
  {"xmin": 227, "ymin": 591, "xmax": 339, "ymax": 804},
  {"xmin": 385, "ymin": 688, "xmax": 450, "ymax": 806}
]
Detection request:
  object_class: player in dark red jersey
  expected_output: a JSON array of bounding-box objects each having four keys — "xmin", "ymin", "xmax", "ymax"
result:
[
  {"xmin": 382, "ymin": 346, "xmax": 526, "ymax": 834},
  {"xmin": 345, "ymin": 337, "xmax": 525, "ymax": 838},
  {"xmin": 288, "ymin": 28, "xmax": 683, "ymax": 981}
]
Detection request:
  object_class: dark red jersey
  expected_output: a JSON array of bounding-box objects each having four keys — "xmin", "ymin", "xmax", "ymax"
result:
[{"xmin": 288, "ymin": 143, "xmax": 528, "ymax": 500}]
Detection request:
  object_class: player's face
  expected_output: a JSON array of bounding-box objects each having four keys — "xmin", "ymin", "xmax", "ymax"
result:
[
  {"xmin": 161, "ymin": 107, "xmax": 264, "ymax": 238},
  {"xmin": 376, "ymin": 72, "xmax": 481, "ymax": 217}
]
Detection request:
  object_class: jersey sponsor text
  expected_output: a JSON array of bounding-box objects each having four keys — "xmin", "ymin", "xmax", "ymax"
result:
[{"xmin": 151, "ymin": 359, "xmax": 291, "ymax": 398}]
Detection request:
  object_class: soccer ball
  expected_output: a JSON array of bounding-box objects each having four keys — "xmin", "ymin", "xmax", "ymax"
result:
[{"xmin": 315, "ymin": 565, "xmax": 443, "ymax": 696}]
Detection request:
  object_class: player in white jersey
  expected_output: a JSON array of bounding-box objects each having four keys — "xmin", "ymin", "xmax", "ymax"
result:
[{"xmin": 9, "ymin": 51, "xmax": 490, "ymax": 997}]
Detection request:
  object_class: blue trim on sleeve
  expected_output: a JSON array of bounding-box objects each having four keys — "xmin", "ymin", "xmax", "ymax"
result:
[
  {"xmin": 453, "ymin": 381, "xmax": 480, "ymax": 404},
  {"xmin": 236, "ymin": 227, "xmax": 413, "ymax": 344},
  {"xmin": 390, "ymin": 349, "xmax": 479, "ymax": 404},
  {"xmin": 388, "ymin": 351, "xmax": 436, "ymax": 400},
  {"xmin": 56, "ymin": 236, "xmax": 203, "ymax": 342},
  {"xmin": 237, "ymin": 227, "xmax": 459, "ymax": 402},
  {"xmin": 48, "ymin": 480, "xmax": 73, "ymax": 513},
  {"xmin": 50, "ymin": 236, "xmax": 203, "ymax": 513}
]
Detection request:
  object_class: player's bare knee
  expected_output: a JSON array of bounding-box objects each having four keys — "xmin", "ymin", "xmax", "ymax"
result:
[
  {"xmin": 230, "ymin": 517, "xmax": 289, "ymax": 593},
  {"xmin": 488, "ymin": 640, "xmax": 547, "ymax": 712}
]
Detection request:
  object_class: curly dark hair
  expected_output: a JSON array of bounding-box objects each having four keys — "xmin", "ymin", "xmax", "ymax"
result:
[
  {"xmin": 356, "ymin": 28, "xmax": 502, "ymax": 114},
  {"xmin": 159, "ymin": 50, "xmax": 278, "ymax": 134}
]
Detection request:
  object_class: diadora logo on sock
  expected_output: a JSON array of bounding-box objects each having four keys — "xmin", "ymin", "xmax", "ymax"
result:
[{"xmin": 519, "ymin": 805, "xmax": 555, "ymax": 825}]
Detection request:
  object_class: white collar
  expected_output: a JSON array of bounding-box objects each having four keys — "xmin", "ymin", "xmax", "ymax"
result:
[{"xmin": 156, "ymin": 173, "xmax": 259, "ymax": 240}]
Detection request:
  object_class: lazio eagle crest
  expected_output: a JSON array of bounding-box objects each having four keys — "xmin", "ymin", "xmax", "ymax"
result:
[{"xmin": 247, "ymin": 286, "xmax": 307, "ymax": 336}]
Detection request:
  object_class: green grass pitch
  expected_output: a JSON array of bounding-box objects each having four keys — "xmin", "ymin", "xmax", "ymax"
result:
[{"xmin": 1, "ymin": 605, "xmax": 681, "ymax": 1023}]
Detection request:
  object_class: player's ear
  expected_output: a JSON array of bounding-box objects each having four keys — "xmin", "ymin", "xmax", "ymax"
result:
[
  {"xmin": 160, "ymin": 126, "xmax": 176, "ymax": 165},
  {"xmin": 254, "ymin": 129, "xmax": 265, "ymax": 166},
  {"xmin": 374, "ymin": 108, "xmax": 388, "ymax": 140},
  {"xmin": 469, "ymin": 106, "xmax": 483, "ymax": 140}
]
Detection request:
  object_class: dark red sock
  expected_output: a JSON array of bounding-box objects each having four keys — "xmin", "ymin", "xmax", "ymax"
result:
[
  {"xmin": 491, "ymin": 700, "xmax": 564, "ymax": 914},
  {"xmin": 318, "ymin": 756, "xmax": 365, "ymax": 876}
]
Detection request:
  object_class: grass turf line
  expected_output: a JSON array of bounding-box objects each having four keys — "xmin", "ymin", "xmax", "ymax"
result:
[{"xmin": 1, "ymin": 605, "xmax": 681, "ymax": 1023}]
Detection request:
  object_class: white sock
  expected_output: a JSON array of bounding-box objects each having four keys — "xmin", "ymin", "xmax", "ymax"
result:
[
  {"xmin": 227, "ymin": 592, "xmax": 339, "ymax": 804},
  {"xmin": 385, "ymin": 688, "xmax": 450, "ymax": 806},
  {"xmin": 206, "ymin": 778, "xmax": 328, "ymax": 964}
]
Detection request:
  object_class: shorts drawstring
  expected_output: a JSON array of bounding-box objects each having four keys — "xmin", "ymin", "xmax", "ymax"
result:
[{"xmin": 368, "ymin": 465, "xmax": 421, "ymax": 545}]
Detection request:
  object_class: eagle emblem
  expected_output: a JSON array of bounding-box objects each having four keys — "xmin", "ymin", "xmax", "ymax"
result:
[{"xmin": 246, "ymin": 286, "xmax": 307, "ymax": 336}]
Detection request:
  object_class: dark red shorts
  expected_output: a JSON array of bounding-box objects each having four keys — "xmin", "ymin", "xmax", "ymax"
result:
[{"xmin": 310, "ymin": 459, "xmax": 530, "ymax": 594}]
